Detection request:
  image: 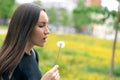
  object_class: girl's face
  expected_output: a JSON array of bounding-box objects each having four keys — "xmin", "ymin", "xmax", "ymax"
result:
[{"xmin": 30, "ymin": 10, "xmax": 50, "ymax": 47}]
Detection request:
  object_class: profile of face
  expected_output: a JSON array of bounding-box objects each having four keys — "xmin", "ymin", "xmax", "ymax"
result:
[{"xmin": 29, "ymin": 10, "xmax": 50, "ymax": 47}]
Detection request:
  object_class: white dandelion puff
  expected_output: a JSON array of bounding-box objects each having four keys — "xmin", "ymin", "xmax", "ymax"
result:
[
  {"xmin": 56, "ymin": 41, "xmax": 65, "ymax": 62},
  {"xmin": 57, "ymin": 41, "xmax": 65, "ymax": 48}
]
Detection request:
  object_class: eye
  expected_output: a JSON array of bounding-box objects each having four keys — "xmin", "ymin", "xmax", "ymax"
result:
[
  {"xmin": 38, "ymin": 23, "xmax": 45, "ymax": 28},
  {"xmin": 39, "ymin": 25, "xmax": 44, "ymax": 28},
  {"xmin": 38, "ymin": 22, "xmax": 48, "ymax": 28}
]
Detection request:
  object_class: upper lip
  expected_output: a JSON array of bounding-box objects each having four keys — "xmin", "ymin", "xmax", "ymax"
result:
[{"xmin": 44, "ymin": 36, "xmax": 47, "ymax": 40}]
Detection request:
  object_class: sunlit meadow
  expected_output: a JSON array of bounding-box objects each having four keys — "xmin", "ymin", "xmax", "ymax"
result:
[{"xmin": 0, "ymin": 32, "xmax": 120, "ymax": 80}]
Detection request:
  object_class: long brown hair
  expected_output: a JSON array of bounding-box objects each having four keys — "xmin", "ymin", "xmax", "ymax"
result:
[{"xmin": 0, "ymin": 3, "xmax": 42, "ymax": 79}]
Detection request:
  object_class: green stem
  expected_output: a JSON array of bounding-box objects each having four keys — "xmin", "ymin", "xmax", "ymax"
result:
[{"xmin": 56, "ymin": 47, "xmax": 61, "ymax": 63}]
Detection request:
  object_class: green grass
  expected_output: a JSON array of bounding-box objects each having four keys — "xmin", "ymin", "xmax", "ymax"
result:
[
  {"xmin": 0, "ymin": 33, "xmax": 120, "ymax": 80},
  {"xmin": 0, "ymin": 25, "xmax": 8, "ymax": 29}
]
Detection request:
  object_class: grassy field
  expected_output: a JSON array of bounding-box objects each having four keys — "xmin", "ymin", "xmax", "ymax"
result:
[
  {"xmin": 0, "ymin": 32, "xmax": 120, "ymax": 80},
  {"xmin": 0, "ymin": 25, "xmax": 8, "ymax": 29}
]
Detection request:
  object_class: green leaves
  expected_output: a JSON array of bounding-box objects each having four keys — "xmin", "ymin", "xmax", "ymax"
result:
[
  {"xmin": 0, "ymin": 0, "xmax": 15, "ymax": 17},
  {"xmin": 72, "ymin": 1, "xmax": 117, "ymax": 32}
]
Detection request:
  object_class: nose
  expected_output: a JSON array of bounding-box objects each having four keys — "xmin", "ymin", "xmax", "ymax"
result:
[{"xmin": 44, "ymin": 26, "xmax": 50, "ymax": 35}]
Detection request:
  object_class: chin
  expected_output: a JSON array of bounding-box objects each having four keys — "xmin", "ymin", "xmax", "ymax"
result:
[
  {"xmin": 37, "ymin": 44, "xmax": 44, "ymax": 47},
  {"xmin": 40, "ymin": 45, "xmax": 44, "ymax": 47}
]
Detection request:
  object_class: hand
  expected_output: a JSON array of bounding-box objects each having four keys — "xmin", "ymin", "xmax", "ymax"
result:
[{"xmin": 41, "ymin": 65, "xmax": 60, "ymax": 80}]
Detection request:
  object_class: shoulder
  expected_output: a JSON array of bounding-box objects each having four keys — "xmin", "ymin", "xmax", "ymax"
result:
[
  {"xmin": 11, "ymin": 51, "xmax": 42, "ymax": 80},
  {"xmin": 32, "ymin": 48, "xmax": 39, "ymax": 63},
  {"xmin": 19, "ymin": 53, "xmax": 37, "ymax": 70}
]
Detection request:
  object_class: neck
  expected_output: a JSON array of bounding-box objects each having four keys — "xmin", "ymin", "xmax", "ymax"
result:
[{"xmin": 25, "ymin": 41, "xmax": 33, "ymax": 55}]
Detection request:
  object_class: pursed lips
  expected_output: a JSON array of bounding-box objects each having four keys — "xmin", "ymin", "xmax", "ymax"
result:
[{"xmin": 43, "ymin": 37, "xmax": 47, "ymax": 42}]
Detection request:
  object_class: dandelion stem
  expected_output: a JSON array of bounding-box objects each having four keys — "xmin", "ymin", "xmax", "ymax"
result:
[{"xmin": 56, "ymin": 47, "xmax": 61, "ymax": 63}]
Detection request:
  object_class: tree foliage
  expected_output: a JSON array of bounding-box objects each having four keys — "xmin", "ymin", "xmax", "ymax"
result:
[
  {"xmin": 46, "ymin": 7, "xmax": 57, "ymax": 24},
  {"xmin": 72, "ymin": 0, "xmax": 117, "ymax": 31},
  {"xmin": 59, "ymin": 8, "xmax": 70, "ymax": 26},
  {"xmin": 0, "ymin": 0, "xmax": 15, "ymax": 17},
  {"xmin": 33, "ymin": 0, "xmax": 41, "ymax": 6},
  {"xmin": 46, "ymin": 7, "xmax": 70, "ymax": 26}
]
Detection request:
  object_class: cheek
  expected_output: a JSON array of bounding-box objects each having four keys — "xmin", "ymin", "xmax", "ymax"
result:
[
  {"xmin": 35, "ymin": 28, "xmax": 43, "ymax": 38},
  {"xmin": 30, "ymin": 28, "xmax": 43, "ymax": 41}
]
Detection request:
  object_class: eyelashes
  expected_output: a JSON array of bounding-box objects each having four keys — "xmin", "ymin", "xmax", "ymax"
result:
[
  {"xmin": 39, "ymin": 25, "xmax": 44, "ymax": 28},
  {"xmin": 38, "ymin": 23, "xmax": 45, "ymax": 28},
  {"xmin": 38, "ymin": 22, "xmax": 48, "ymax": 28}
]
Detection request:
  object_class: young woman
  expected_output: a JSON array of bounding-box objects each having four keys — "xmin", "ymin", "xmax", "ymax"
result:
[{"xmin": 0, "ymin": 3, "xmax": 60, "ymax": 80}]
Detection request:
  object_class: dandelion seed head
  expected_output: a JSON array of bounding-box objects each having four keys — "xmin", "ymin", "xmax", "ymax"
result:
[{"xmin": 57, "ymin": 41, "xmax": 65, "ymax": 48}]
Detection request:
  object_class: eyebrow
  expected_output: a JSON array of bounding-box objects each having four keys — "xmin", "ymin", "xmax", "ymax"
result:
[{"xmin": 37, "ymin": 21, "xmax": 48, "ymax": 24}]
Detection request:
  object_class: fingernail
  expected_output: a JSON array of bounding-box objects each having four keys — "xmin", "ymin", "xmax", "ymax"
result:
[{"xmin": 55, "ymin": 65, "xmax": 59, "ymax": 68}]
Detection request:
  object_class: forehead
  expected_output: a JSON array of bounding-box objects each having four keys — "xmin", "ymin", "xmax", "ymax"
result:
[{"xmin": 38, "ymin": 10, "xmax": 48, "ymax": 22}]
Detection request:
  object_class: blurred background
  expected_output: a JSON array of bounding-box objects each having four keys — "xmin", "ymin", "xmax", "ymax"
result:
[{"xmin": 0, "ymin": 0, "xmax": 120, "ymax": 80}]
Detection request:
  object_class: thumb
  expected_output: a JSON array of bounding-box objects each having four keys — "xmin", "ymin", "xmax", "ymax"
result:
[{"xmin": 51, "ymin": 65, "xmax": 59, "ymax": 72}]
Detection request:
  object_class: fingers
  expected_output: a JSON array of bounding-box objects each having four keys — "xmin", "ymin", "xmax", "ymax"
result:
[
  {"xmin": 50, "ymin": 65, "xmax": 60, "ymax": 80},
  {"xmin": 51, "ymin": 70, "xmax": 60, "ymax": 80},
  {"xmin": 50, "ymin": 65, "xmax": 59, "ymax": 73},
  {"xmin": 53, "ymin": 70, "xmax": 58, "ymax": 76},
  {"xmin": 41, "ymin": 65, "xmax": 60, "ymax": 80},
  {"xmin": 55, "ymin": 72, "xmax": 60, "ymax": 80}
]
